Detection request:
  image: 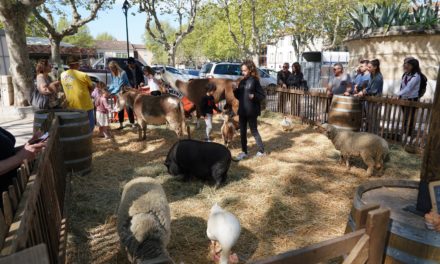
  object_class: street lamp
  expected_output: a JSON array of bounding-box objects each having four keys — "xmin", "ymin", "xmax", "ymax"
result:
[{"xmin": 122, "ymin": 0, "xmax": 130, "ymax": 58}]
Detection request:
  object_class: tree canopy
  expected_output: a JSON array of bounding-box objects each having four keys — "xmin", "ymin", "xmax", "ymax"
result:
[{"xmin": 96, "ymin": 32, "xmax": 117, "ymax": 41}]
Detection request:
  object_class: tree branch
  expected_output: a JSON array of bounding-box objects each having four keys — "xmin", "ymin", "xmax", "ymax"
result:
[
  {"xmin": 60, "ymin": 0, "xmax": 105, "ymax": 37},
  {"xmin": 68, "ymin": 0, "xmax": 81, "ymax": 22},
  {"xmin": 250, "ymin": 0, "xmax": 260, "ymax": 56},
  {"xmin": 144, "ymin": 0, "xmax": 171, "ymax": 49},
  {"xmin": 221, "ymin": 0, "xmax": 243, "ymax": 53},
  {"xmin": 173, "ymin": 0, "xmax": 198, "ymax": 47},
  {"xmin": 32, "ymin": 5, "xmax": 59, "ymax": 39},
  {"xmin": 237, "ymin": 0, "xmax": 247, "ymax": 53}
]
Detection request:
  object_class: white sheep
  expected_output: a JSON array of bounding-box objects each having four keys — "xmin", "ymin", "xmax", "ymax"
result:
[
  {"xmin": 117, "ymin": 177, "xmax": 174, "ymax": 264},
  {"xmin": 324, "ymin": 124, "xmax": 389, "ymax": 176}
]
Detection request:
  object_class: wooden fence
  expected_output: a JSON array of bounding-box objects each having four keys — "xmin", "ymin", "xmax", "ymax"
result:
[
  {"xmin": 251, "ymin": 206, "xmax": 390, "ymax": 264},
  {"xmin": 266, "ymin": 87, "xmax": 433, "ymax": 149},
  {"xmin": 0, "ymin": 118, "xmax": 69, "ymax": 263}
]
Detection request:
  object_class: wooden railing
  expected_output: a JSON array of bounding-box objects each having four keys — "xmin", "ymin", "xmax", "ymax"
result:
[
  {"xmin": 266, "ymin": 87, "xmax": 433, "ymax": 149},
  {"xmin": 251, "ymin": 206, "xmax": 390, "ymax": 264},
  {"xmin": 0, "ymin": 118, "xmax": 69, "ymax": 263}
]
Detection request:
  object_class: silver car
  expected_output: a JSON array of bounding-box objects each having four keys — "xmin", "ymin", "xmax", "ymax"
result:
[{"xmin": 199, "ymin": 62, "xmax": 277, "ymax": 88}]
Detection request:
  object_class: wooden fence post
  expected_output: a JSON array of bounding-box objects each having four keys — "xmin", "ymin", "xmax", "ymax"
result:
[
  {"xmin": 365, "ymin": 208, "xmax": 390, "ymax": 264},
  {"xmin": 417, "ymin": 66, "xmax": 440, "ymax": 212}
]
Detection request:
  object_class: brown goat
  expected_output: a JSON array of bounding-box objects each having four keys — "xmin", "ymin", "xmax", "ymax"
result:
[{"xmin": 221, "ymin": 111, "xmax": 235, "ymax": 148}]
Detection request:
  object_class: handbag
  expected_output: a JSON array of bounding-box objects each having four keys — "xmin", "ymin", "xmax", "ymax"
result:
[{"xmin": 31, "ymin": 86, "xmax": 50, "ymax": 109}]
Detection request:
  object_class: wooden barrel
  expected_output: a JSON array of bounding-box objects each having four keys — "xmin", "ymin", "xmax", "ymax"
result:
[
  {"xmin": 34, "ymin": 110, "xmax": 92, "ymax": 175},
  {"xmin": 346, "ymin": 180, "xmax": 440, "ymax": 263},
  {"xmin": 328, "ymin": 95, "xmax": 362, "ymax": 131}
]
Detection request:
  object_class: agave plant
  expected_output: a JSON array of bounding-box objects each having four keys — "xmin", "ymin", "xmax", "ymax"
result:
[
  {"xmin": 349, "ymin": 1, "xmax": 440, "ymax": 31},
  {"xmin": 350, "ymin": 5, "xmax": 372, "ymax": 31},
  {"xmin": 410, "ymin": 4, "xmax": 439, "ymax": 27}
]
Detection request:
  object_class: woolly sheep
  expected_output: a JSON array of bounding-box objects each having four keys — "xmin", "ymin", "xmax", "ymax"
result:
[
  {"xmin": 117, "ymin": 177, "xmax": 173, "ymax": 264},
  {"xmin": 324, "ymin": 124, "xmax": 389, "ymax": 176}
]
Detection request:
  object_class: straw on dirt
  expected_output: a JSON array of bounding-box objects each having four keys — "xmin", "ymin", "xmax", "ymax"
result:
[{"xmin": 66, "ymin": 111, "xmax": 421, "ymax": 264}]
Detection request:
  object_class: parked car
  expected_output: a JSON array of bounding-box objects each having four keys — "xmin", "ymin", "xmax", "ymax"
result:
[
  {"xmin": 151, "ymin": 65, "xmax": 190, "ymax": 89},
  {"xmin": 80, "ymin": 57, "xmax": 146, "ymax": 85},
  {"xmin": 199, "ymin": 62, "xmax": 277, "ymax": 88},
  {"xmin": 260, "ymin": 68, "xmax": 278, "ymax": 79},
  {"xmin": 181, "ymin": 68, "xmax": 200, "ymax": 78}
]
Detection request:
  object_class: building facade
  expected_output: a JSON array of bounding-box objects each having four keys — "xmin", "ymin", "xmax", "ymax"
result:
[
  {"xmin": 266, "ymin": 35, "xmax": 324, "ymax": 70},
  {"xmin": 95, "ymin": 40, "xmax": 153, "ymax": 65}
]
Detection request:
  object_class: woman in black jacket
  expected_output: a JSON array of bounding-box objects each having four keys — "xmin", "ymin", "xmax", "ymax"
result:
[
  {"xmin": 234, "ymin": 60, "xmax": 266, "ymax": 160},
  {"xmin": 286, "ymin": 62, "xmax": 304, "ymax": 88}
]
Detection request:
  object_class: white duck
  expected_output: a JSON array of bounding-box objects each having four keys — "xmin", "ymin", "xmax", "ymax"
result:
[
  {"xmin": 280, "ymin": 116, "xmax": 294, "ymax": 131},
  {"xmin": 207, "ymin": 203, "xmax": 241, "ymax": 264}
]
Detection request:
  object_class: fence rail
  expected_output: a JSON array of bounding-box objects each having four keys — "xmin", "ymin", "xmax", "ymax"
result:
[
  {"xmin": 266, "ymin": 87, "xmax": 433, "ymax": 149},
  {"xmin": 0, "ymin": 118, "xmax": 68, "ymax": 263},
  {"xmin": 252, "ymin": 206, "xmax": 390, "ymax": 264}
]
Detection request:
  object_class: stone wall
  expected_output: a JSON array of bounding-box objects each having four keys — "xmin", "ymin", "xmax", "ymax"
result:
[{"xmin": 344, "ymin": 27, "xmax": 440, "ymax": 100}]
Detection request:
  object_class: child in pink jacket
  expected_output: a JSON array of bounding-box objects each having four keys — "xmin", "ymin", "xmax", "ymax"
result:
[{"xmin": 95, "ymin": 83, "xmax": 113, "ymax": 139}]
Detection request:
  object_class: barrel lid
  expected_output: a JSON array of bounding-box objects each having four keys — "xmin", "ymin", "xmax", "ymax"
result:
[{"xmin": 354, "ymin": 180, "xmax": 440, "ymax": 246}]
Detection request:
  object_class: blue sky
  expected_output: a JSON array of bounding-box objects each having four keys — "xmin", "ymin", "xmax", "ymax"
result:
[{"xmin": 87, "ymin": 2, "xmax": 147, "ymax": 45}]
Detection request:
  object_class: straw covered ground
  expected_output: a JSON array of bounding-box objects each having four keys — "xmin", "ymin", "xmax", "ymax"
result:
[{"xmin": 66, "ymin": 111, "xmax": 422, "ymax": 264}]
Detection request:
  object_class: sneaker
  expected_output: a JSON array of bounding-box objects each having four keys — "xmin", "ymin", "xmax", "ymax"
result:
[
  {"xmin": 116, "ymin": 124, "xmax": 124, "ymax": 130},
  {"xmin": 235, "ymin": 152, "xmax": 248, "ymax": 161},
  {"xmin": 126, "ymin": 123, "xmax": 133, "ymax": 128},
  {"xmin": 255, "ymin": 151, "xmax": 266, "ymax": 158}
]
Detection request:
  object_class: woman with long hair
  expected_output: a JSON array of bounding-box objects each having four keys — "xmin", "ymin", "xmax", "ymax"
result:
[
  {"xmin": 398, "ymin": 58, "xmax": 422, "ymax": 138},
  {"xmin": 355, "ymin": 59, "xmax": 383, "ymax": 97},
  {"xmin": 233, "ymin": 60, "xmax": 266, "ymax": 160},
  {"xmin": 286, "ymin": 62, "xmax": 304, "ymax": 88},
  {"xmin": 143, "ymin": 66, "xmax": 162, "ymax": 96},
  {"xmin": 108, "ymin": 60, "xmax": 132, "ymax": 130},
  {"xmin": 33, "ymin": 59, "xmax": 61, "ymax": 109}
]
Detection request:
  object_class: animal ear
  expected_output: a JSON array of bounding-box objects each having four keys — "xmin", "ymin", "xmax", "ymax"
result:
[
  {"xmin": 121, "ymin": 86, "xmax": 130, "ymax": 93},
  {"xmin": 175, "ymin": 80, "xmax": 182, "ymax": 89}
]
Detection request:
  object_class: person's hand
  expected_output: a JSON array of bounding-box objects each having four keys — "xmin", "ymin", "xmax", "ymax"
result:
[
  {"xmin": 282, "ymin": 84, "xmax": 287, "ymax": 89},
  {"xmin": 52, "ymin": 80, "xmax": 60, "ymax": 86},
  {"xmin": 17, "ymin": 142, "xmax": 46, "ymax": 161},
  {"xmin": 343, "ymin": 92, "xmax": 350, "ymax": 96},
  {"xmin": 232, "ymin": 82, "xmax": 238, "ymax": 90},
  {"xmin": 29, "ymin": 131, "xmax": 43, "ymax": 143},
  {"xmin": 249, "ymin": 94, "xmax": 254, "ymax": 100},
  {"xmin": 139, "ymin": 82, "xmax": 144, "ymax": 87}
]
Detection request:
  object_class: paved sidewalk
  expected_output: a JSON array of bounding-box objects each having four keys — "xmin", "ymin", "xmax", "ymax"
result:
[{"xmin": 0, "ymin": 113, "xmax": 34, "ymax": 147}]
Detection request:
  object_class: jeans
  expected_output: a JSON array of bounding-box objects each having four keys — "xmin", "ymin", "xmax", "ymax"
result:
[
  {"xmin": 239, "ymin": 115, "xmax": 264, "ymax": 154},
  {"xmin": 402, "ymin": 98, "xmax": 418, "ymax": 136},
  {"xmin": 118, "ymin": 106, "xmax": 135, "ymax": 125},
  {"xmin": 204, "ymin": 114, "xmax": 212, "ymax": 140},
  {"xmin": 87, "ymin": 110, "xmax": 95, "ymax": 132}
]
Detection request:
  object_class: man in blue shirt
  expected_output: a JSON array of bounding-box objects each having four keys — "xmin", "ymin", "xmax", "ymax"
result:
[{"xmin": 349, "ymin": 60, "xmax": 370, "ymax": 95}]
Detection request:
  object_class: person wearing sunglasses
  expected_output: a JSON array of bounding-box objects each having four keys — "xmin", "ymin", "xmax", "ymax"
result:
[
  {"xmin": 277, "ymin": 62, "xmax": 291, "ymax": 89},
  {"xmin": 327, "ymin": 63, "xmax": 352, "ymax": 97}
]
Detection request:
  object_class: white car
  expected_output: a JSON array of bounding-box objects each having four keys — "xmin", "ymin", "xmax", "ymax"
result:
[
  {"xmin": 199, "ymin": 62, "xmax": 277, "ymax": 89},
  {"xmin": 151, "ymin": 65, "xmax": 190, "ymax": 89}
]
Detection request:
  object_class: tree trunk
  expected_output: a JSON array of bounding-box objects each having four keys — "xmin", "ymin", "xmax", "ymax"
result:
[
  {"xmin": 416, "ymin": 66, "xmax": 440, "ymax": 213},
  {"xmin": 50, "ymin": 38, "xmax": 62, "ymax": 79},
  {"xmin": 168, "ymin": 47, "xmax": 176, "ymax": 67},
  {"xmin": 0, "ymin": 4, "xmax": 33, "ymax": 106},
  {"xmin": 292, "ymin": 36, "xmax": 301, "ymax": 61}
]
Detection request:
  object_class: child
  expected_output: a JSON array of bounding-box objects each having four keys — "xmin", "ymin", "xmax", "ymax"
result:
[
  {"xmin": 95, "ymin": 84, "xmax": 113, "ymax": 139},
  {"xmin": 201, "ymin": 83, "xmax": 222, "ymax": 142}
]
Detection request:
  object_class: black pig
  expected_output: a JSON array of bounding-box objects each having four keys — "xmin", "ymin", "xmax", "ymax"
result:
[{"xmin": 164, "ymin": 139, "xmax": 232, "ymax": 188}]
